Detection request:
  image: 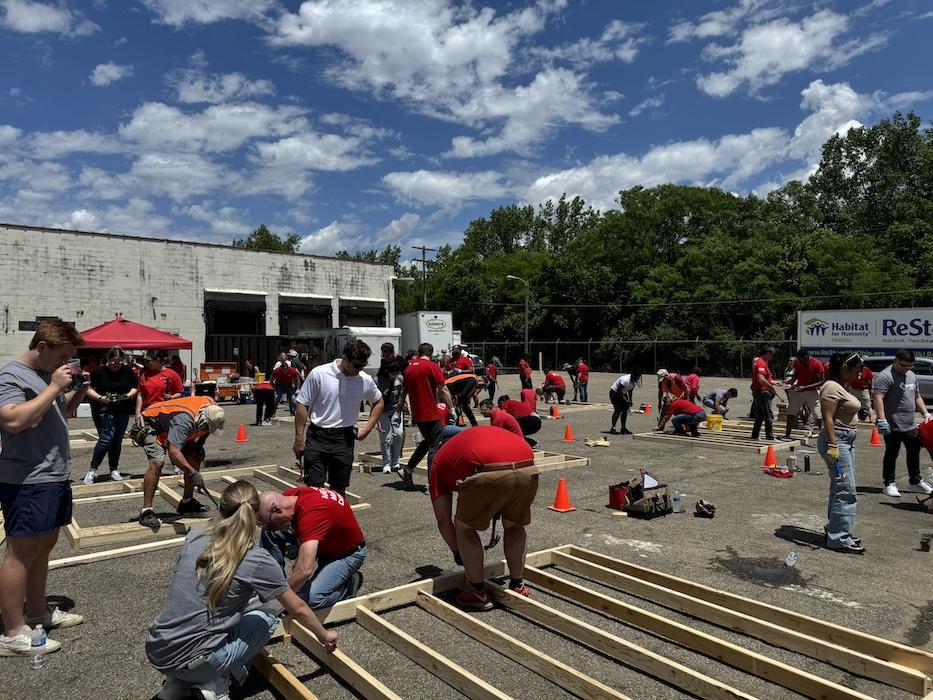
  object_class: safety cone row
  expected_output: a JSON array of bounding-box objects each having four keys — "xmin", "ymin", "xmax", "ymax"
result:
[
  {"xmin": 562, "ymin": 424, "xmax": 575, "ymax": 443},
  {"xmin": 761, "ymin": 444, "xmax": 777, "ymax": 468},
  {"xmin": 234, "ymin": 423, "xmax": 249, "ymax": 443},
  {"xmin": 869, "ymin": 426, "xmax": 882, "ymax": 446},
  {"xmin": 548, "ymin": 477, "xmax": 576, "ymax": 512}
]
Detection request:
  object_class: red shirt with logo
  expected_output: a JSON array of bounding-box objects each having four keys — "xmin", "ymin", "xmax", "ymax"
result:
[
  {"xmin": 138, "ymin": 368, "xmax": 183, "ymax": 408},
  {"xmin": 272, "ymin": 364, "xmax": 299, "ymax": 387},
  {"xmin": 664, "ymin": 398, "xmax": 705, "ymax": 418},
  {"xmin": 849, "ymin": 366, "xmax": 873, "ymax": 391},
  {"xmin": 429, "ymin": 426, "xmax": 533, "ymax": 499},
  {"xmin": 751, "ymin": 358, "xmax": 773, "ymax": 392},
  {"xmin": 403, "ymin": 358, "xmax": 447, "ymax": 422},
  {"xmin": 577, "ymin": 363, "xmax": 589, "ymax": 382},
  {"xmin": 490, "ymin": 409, "xmax": 523, "ymax": 437},
  {"xmin": 544, "ymin": 371, "xmax": 565, "ymax": 388},
  {"xmin": 285, "ymin": 487, "xmax": 364, "ymax": 558},
  {"xmin": 793, "ymin": 356, "xmax": 825, "ymax": 386}
]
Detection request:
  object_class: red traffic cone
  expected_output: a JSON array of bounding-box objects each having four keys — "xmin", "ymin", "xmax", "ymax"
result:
[
  {"xmin": 562, "ymin": 424, "xmax": 575, "ymax": 443},
  {"xmin": 234, "ymin": 423, "xmax": 249, "ymax": 443},
  {"xmin": 762, "ymin": 444, "xmax": 777, "ymax": 467},
  {"xmin": 644, "ymin": 404, "xmax": 652, "ymax": 415},
  {"xmin": 869, "ymin": 427, "xmax": 882, "ymax": 446},
  {"xmin": 547, "ymin": 478, "xmax": 576, "ymax": 512}
]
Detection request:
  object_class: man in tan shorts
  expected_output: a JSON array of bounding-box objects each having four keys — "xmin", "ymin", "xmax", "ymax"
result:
[{"xmin": 429, "ymin": 426, "xmax": 538, "ymax": 611}]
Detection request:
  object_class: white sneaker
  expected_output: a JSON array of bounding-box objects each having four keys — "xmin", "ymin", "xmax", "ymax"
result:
[
  {"xmin": 883, "ymin": 483, "xmax": 901, "ymax": 498},
  {"xmin": 195, "ymin": 677, "xmax": 230, "ymax": 700},
  {"xmin": 157, "ymin": 677, "xmax": 192, "ymax": 700},
  {"xmin": 907, "ymin": 480, "xmax": 933, "ymax": 495},
  {"xmin": 382, "ymin": 465, "xmax": 393, "ymax": 474},
  {"xmin": 261, "ymin": 421, "xmax": 272, "ymax": 426},
  {"xmin": 109, "ymin": 470, "xmax": 124, "ymax": 481},
  {"xmin": 82, "ymin": 470, "xmax": 97, "ymax": 486},
  {"xmin": 391, "ymin": 463, "xmax": 400, "ymax": 472},
  {"xmin": 26, "ymin": 606, "xmax": 84, "ymax": 630},
  {"xmin": 173, "ymin": 466, "xmax": 184, "ymax": 476},
  {"xmin": 0, "ymin": 625, "xmax": 62, "ymax": 656}
]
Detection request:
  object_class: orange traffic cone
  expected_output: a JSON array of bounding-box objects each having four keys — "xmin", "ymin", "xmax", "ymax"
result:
[
  {"xmin": 551, "ymin": 404, "xmax": 561, "ymax": 419},
  {"xmin": 762, "ymin": 444, "xmax": 777, "ymax": 467},
  {"xmin": 234, "ymin": 423, "xmax": 249, "ymax": 443},
  {"xmin": 644, "ymin": 404, "xmax": 652, "ymax": 415},
  {"xmin": 457, "ymin": 412, "xmax": 466, "ymax": 427},
  {"xmin": 562, "ymin": 424, "xmax": 575, "ymax": 443},
  {"xmin": 547, "ymin": 478, "xmax": 576, "ymax": 512},
  {"xmin": 869, "ymin": 427, "xmax": 882, "ymax": 446}
]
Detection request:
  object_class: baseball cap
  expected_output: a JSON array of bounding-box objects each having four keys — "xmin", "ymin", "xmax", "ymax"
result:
[
  {"xmin": 287, "ymin": 349, "xmax": 298, "ymax": 357},
  {"xmin": 657, "ymin": 369, "xmax": 670, "ymax": 379},
  {"xmin": 198, "ymin": 404, "xmax": 226, "ymax": 434}
]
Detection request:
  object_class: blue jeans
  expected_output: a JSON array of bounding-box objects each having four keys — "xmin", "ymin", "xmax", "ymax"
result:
[
  {"xmin": 703, "ymin": 398, "xmax": 729, "ymax": 415},
  {"xmin": 90, "ymin": 411, "xmax": 130, "ymax": 470},
  {"xmin": 817, "ymin": 428, "xmax": 858, "ymax": 549},
  {"xmin": 170, "ymin": 609, "xmax": 278, "ymax": 686},
  {"xmin": 260, "ymin": 529, "xmax": 366, "ymax": 610},
  {"xmin": 378, "ymin": 410, "xmax": 403, "ymax": 469},
  {"xmin": 274, "ymin": 385, "xmax": 296, "ymax": 415},
  {"xmin": 672, "ymin": 411, "xmax": 705, "ymax": 435},
  {"xmin": 578, "ymin": 381, "xmax": 588, "ymax": 403}
]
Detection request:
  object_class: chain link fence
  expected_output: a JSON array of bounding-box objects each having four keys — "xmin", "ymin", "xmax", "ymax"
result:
[{"xmin": 462, "ymin": 338, "xmax": 799, "ymax": 378}]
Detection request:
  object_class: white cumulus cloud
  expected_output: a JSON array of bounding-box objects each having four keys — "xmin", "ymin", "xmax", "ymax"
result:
[
  {"xmin": 140, "ymin": 0, "xmax": 277, "ymax": 27},
  {"xmin": 531, "ymin": 20, "xmax": 646, "ymax": 68},
  {"xmin": 382, "ymin": 170, "xmax": 509, "ymax": 209},
  {"xmin": 1, "ymin": 0, "xmax": 98, "ymax": 35},
  {"xmin": 90, "ymin": 63, "xmax": 134, "ymax": 87},
  {"xmin": 167, "ymin": 52, "xmax": 275, "ymax": 103}
]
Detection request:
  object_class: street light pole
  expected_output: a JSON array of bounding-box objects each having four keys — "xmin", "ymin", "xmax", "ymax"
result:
[{"xmin": 506, "ymin": 275, "xmax": 529, "ymax": 355}]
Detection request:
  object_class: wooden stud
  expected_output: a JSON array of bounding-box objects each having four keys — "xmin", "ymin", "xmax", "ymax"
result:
[
  {"xmin": 416, "ymin": 591, "xmax": 631, "ymax": 700},
  {"xmin": 566, "ymin": 546, "xmax": 933, "ymax": 677},
  {"xmin": 254, "ymin": 468, "xmax": 299, "ymax": 491},
  {"xmin": 73, "ymin": 517, "xmax": 203, "ymax": 549},
  {"xmin": 552, "ymin": 551, "xmax": 929, "ymax": 695},
  {"xmin": 253, "ymin": 648, "xmax": 319, "ymax": 700},
  {"xmin": 490, "ymin": 586, "xmax": 755, "ymax": 700},
  {"xmin": 632, "ymin": 432, "xmax": 801, "ymax": 454},
  {"xmin": 356, "ymin": 606, "xmax": 513, "ymax": 700},
  {"xmin": 157, "ymin": 482, "xmax": 184, "ymax": 509},
  {"xmin": 64, "ymin": 519, "xmax": 82, "ymax": 549},
  {"xmin": 72, "ymin": 491, "xmax": 143, "ymax": 505},
  {"xmin": 50, "ymin": 537, "xmax": 186, "ymax": 570},
  {"xmin": 271, "ymin": 466, "xmax": 365, "ymax": 505},
  {"xmin": 525, "ymin": 566, "xmax": 875, "ymax": 700},
  {"xmin": 289, "ymin": 619, "xmax": 403, "ymax": 700}
]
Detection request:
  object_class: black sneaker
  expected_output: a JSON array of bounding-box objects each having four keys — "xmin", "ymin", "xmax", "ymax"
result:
[
  {"xmin": 399, "ymin": 468, "xmax": 415, "ymax": 489},
  {"xmin": 352, "ymin": 571, "xmax": 364, "ymax": 595},
  {"xmin": 177, "ymin": 498, "xmax": 209, "ymax": 515},
  {"xmin": 609, "ymin": 428, "xmax": 618, "ymax": 434},
  {"xmin": 139, "ymin": 510, "xmax": 161, "ymax": 528}
]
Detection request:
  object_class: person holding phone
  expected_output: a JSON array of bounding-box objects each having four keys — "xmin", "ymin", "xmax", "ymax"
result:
[{"xmin": 83, "ymin": 346, "xmax": 138, "ymax": 485}]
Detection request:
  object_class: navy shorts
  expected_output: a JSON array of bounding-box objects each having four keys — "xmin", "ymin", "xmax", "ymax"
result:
[{"xmin": 0, "ymin": 481, "xmax": 73, "ymax": 537}]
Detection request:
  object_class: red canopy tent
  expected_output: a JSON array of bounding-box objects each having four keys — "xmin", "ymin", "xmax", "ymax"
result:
[{"xmin": 80, "ymin": 317, "xmax": 192, "ymax": 349}]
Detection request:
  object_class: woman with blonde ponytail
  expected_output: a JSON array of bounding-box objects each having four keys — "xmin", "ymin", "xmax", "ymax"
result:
[{"xmin": 146, "ymin": 480, "xmax": 337, "ymax": 700}]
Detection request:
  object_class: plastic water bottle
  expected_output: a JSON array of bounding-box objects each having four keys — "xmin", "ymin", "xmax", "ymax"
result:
[
  {"xmin": 785, "ymin": 552, "xmax": 799, "ymax": 568},
  {"xmin": 30, "ymin": 625, "xmax": 47, "ymax": 670},
  {"xmin": 672, "ymin": 491, "xmax": 684, "ymax": 513}
]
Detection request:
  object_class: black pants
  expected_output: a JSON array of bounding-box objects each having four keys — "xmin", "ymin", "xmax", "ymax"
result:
[
  {"xmin": 609, "ymin": 389, "xmax": 630, "ymax": 431},
  {"xmin": 407, "ymin": 420, "xmax": 445, "ymax": 472},
  {"xmin": 253, "ymin": 388, "xmax": 275, "ymax": 424},
  {"xmin": 453, "ymin": 377, "xmax": 478, "ymax": 426},
  {"xmin": 304, "ymin": 423, "xmax": 355, "ymax": 494},
  {"xmin": 750, "ymin": 390, "xmax": 775, "ymax": 440},
  {"xmin": 544, "ymin": 384, "xmax": 565, "ymax": 402},
  {"xmin": 520, "ymin": 375, "xmax": 533, "ymax": 390},
  {"xmin": 486, "ymin": 379, "xmax": 496, "ymax": 403},
  {"xmin": 882, "ymin": 430, "xmax": 922, "ymax": 485},
  {"xmin": 515, "ymin": 414, "xmax": 542, "ymax": 448}
]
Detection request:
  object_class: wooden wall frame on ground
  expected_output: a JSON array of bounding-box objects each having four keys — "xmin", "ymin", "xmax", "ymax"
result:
[
  {"xmin": 700, "ymin": 421, "xmax": 811, "ymax": 440},
  {"xmin": 53, "ymin": 464, "xmax": 371, "ymax": 568},
  {"xmin": 632, "ymin": 432, "xmax": 804, "ymax": 454},
  {"xmin": 356, "ymin": 448, "xmax": 589, "ymax": 474},
  {"xmin": 68, "ymin": 427, "xmax": 133, "ymax": 451},
  {"xmin": 255, "ymin": 544, "xmax": 933, "ymax": 700}
]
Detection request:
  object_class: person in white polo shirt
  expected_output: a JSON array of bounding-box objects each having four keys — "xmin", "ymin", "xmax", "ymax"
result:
[{"xmin": 293, "ymin": 340, "xmax": 383, "ymax": 495}]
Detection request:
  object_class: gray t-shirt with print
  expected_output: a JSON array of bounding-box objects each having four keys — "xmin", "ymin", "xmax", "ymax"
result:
[
  {"xmin": 146, "ymin": 528, "xmax": 288, "ymax": 672},
  {"xmin": 0, "ymin": 360, "xmax": 70, "ymax": 484},
  {"xmin": 703, "ymin": 389, "xmax": 729, "ymax": 405},
  {"xmin": 874, "ymin": 366, "xmax": 919, "ymax": 432}
]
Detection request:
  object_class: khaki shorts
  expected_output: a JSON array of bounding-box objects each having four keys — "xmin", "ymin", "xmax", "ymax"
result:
[
  {"xmin": 455, "ymin": 465, "xmax": 539, "ymax": 531},
  {"xmin": 787, "ymin": 389, "xmax": 819, "ymax": 415},
  {"xmin": 140, "ymin": 430, "xmax": 166, "ymax": 463}
]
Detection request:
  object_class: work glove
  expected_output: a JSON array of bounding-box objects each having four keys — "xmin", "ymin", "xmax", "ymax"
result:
[
  {"xmin": 824, "ymin": 445, "xmax": 840, "ymax": 465},
  {"xmin": 189, "ymin": 472, "xmax": 206, "ymax": 491},
  {"xmin": 876, "ymin": 419, "xmax": 891, "ymax": 435}
]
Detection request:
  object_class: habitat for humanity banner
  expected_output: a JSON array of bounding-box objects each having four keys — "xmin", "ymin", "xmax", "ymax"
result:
[{"xmin": 798, "ymin": 308, "xmax": 933, "ymax": 350}]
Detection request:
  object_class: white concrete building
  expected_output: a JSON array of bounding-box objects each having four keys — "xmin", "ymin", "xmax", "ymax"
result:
[{"xmin": 0, "ymin": 223, "xmax": 399, "ymax": 372}]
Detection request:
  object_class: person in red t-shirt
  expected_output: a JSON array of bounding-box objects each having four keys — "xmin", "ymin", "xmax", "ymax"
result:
[
  {"xmin": 848, "ymin": 365, "xmax": 874, "ymax": 421},
  {"xmin": 271, "ymin": 360, "xmax": 300, "ymax": 416},
  {"xmin": 135, "ymin": 350, "xmax": 183, "ymax": 417},
  {"xmin": 538, "ymin": 369, "xmax": 567, "ymax": 404},
  {"xmin": 518, "ymin": 356, "xmax": 533, "ymax": 390},
  {"xmin": 497, "ymin": 394, "xmax": 541, "ymax": 447},
  {"xmin": 429, "ymin": 427, "xmax": 538, "ymax": 610},
  {"xmin": 258, "ymin": 486, "xmax": 366, "ymax": 610},
  {"xmin": 576, "ymin": 358, "xmax": 589, "ymax": 403},
  {"xmin": 784, "ymin": 348, "xmax": 826, "ymax": 438},
  {"xmin": 445, "ymin": 347, "xmax": 478, "ymax": 427},
  {"xmin": 169, "ymin": 355, "xmax": 187, "ymax": 383},
  {"xmin": 485, "ymin": 361, "xmax": 498, "ymax": 402},
  {"xmin": 478, "ymin": 399, "xmax": 523, "ymax": 437},
  {"xmin": 397, "ymin": 343, "xmax": 453, "ymax": 488},
  {"xmin": 750, "ymin": 347, "xmax": 777, "ymax": 441},
  {"xmin": 656, "ymin": 398, "xmax": 706, "ymax": 436},
  {"xmin": 683, "ymin": 368, "xmax": 701, "ymax": 403}
]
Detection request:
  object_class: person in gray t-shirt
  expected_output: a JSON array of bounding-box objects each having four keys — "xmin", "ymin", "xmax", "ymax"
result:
[
  {"xmin": 146, "ymin": 481, "xmax": 336, "ymax": 700},
  {"xmin": 873, "ymin": 348, "xmax": 933, "ymax": 497},
  {"xmin": 703, "ymin": 388, "xmax": 738, "ymax": 416},
  {"xmin": 0, "ymin": 321, "xmax": 89, "ymax": 652}
]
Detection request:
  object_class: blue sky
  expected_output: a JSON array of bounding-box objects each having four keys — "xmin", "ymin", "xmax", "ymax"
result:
[{"xmin": 1, "ymin": 0, "xmax": 931, "ymax": 263}]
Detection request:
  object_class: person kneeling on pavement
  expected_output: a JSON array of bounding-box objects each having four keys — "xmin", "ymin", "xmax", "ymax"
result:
[
  {"xmin": 656, "ymin": 398, "xmax": 706, "ymax": 437},
  {"xmin": 703, "ymin": 388, "xmax": 738, "ymax": 416},
  {"xmin": 257, "ymin": 486, "xmax": 366, "ymax": 610},
  {"xmin": 147, "ymin": 481, "xmax": 337, "ymax": 700},
  {"xmin": 134, "ymin": 396, "xmax": 225, "ymax": 528},
  {"xmin": 429, "ymin": 426, "xmax": 539, "ymax": 611}
]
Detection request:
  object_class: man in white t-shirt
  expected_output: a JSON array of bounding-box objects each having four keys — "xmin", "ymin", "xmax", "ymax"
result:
[{"xmin": 293, "ymin": 341, "xmax": 383, "ymax": 494}]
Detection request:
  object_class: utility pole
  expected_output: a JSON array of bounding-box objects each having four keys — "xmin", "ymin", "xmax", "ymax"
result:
[{"xmin": 411, "ymin": 245, "xmax": 436, "ymax": 308}]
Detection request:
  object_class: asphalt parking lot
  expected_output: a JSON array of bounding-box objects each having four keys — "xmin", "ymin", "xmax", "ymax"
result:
[{"xmin": 3, "ymin": 372, "xmax": 932, "ymax": 699}]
